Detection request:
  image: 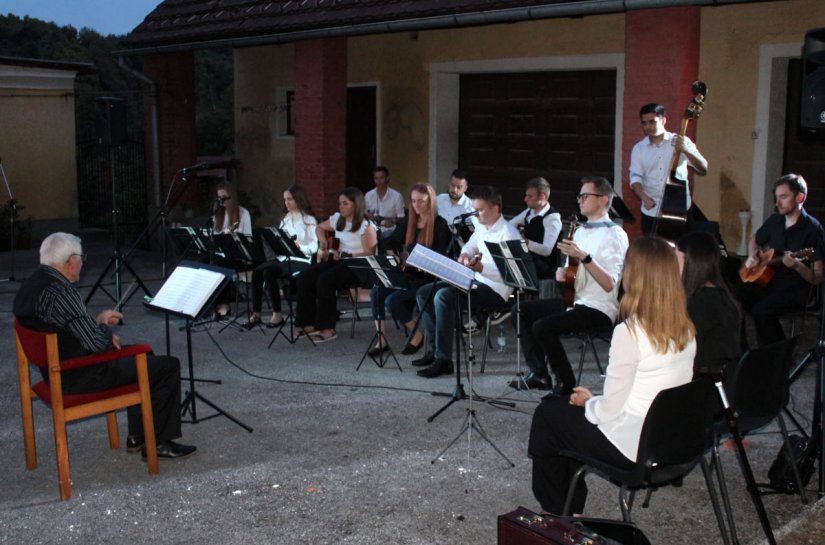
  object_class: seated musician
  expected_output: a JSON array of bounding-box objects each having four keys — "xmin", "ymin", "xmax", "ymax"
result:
[
  {"xmin": 13, "ymin": 233, "xmax": 196, "ymax": 459},
  {"xmin": 737, "ymin": 173, "xmax": 825, "ymax": 346},
  {"xmin": 294, "ymin": 187, "xmax": 377, "ymax": 343},
  {"xmin": 528, "ymin": 237, "xmax": 695, "ymax": 515},
  {"xmin": 243, "ymin": 185, "xmax": 318, "ymax": 329},
  {"xmin": 413, "ymin": 185, "xmax": 521, "ymax": 378},
  {"xmin": 369, "ymin": 183, "xmax": 451, "ymax": 357},
  {"xmin": 629, "ymin": 103, "xmax": 707, "ymax": 235},
  {"xmin": 508, "ymin": 177, "xmax": 562, "ymax": 279},
  {"xmin": 512, "ymin": 176, "xmax": 628, "ymax": 395},
  {"xmin": 212, "ymin": 181, "xmax": 252, "ymax": 317},
  {"xmin": 676, "ymin": 232, "xmax": 742, "ymax": 379}
]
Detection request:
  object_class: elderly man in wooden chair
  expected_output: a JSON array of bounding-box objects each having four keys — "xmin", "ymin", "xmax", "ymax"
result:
[{"xmin": 13, "ymin": 232, "xmax": 196, "ymax": 460}]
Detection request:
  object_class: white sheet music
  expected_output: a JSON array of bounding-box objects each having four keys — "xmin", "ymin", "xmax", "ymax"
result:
[
  {"xmin": 406, "ymin": 245, "xmax": 474, "ymax": 291},
  {"xmin": 148, "ymin": 266, "xmax": 225, "ymax": 318},
  {"xmin": 365, "ymin": 256, "xmax": 399, "ymax": 288}
]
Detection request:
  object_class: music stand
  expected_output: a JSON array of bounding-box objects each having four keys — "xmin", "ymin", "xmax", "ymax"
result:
[
  {"xmin": 608, "ymin": 194, "xmax": 635, "ymax": 223},
  {"xmin": 484, "ymin": 239, "xmax": 540, "ymax": 395},
  {"xmin": 213, "ymin": 233, "xmax": 260, "ymax": 332},
  {"xmin": 347, "ymin": 255, "xmax": 407, "ymax": 371},
  {"xmin": 260, "ymin": 227, "xmax": 315, "ymax": 346},
  {"xmin": 144, "ymin": 260, "xmax": 252, "ymax": 433},
  {"xmin": 405, "ymin": 245, "xmax": 515, "ymax": 467}
]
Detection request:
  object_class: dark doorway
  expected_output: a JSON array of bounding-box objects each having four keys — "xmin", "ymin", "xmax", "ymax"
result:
[
  {"xmin": 784, "ymin": 59, "xmax": 825, "ymax": 223},
  {"xmin": 347, "ymin": 86, "xmax": 377, "ymax": 194},
  {"xmin": 459, "ymin": 70, "xmax": 616, "ymax": 218}
]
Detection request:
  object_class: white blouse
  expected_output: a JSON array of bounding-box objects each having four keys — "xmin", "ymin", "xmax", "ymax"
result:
[
  {"xmin": 281, "ymin": 211, "xmax": 318, "ymax": 258},
  {"xmin": 584, "ymin": 321, "xmax": 695, "ymax": 461},
  {"xmin": 329, "ymin": 212, "xmax": 371, "ymax": 256}
]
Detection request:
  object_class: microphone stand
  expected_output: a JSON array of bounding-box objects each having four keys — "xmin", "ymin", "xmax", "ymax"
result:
[{"xmin": 0, "ymin": 157, "xmax": 19, "ymax": 283}]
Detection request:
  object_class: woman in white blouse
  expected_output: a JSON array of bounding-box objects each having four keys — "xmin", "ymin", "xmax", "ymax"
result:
[
  {"xmin": 528, "ymin": 236, "xmax": 696, "ymax": 515},
  {"xmin": 294, "ymin": 187, "xmax": 377, "ymax": 343},
  {"xmin": 214, "ymin": 182, "xmax": 252, "ymax": 235},
  {"xmin": 243, "ymin": 185, "xmax": 318, "ymax": 328}
]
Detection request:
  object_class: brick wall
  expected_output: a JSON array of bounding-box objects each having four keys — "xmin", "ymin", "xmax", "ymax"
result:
[
  {"xmin": 623, "ymin": 6, "xmax": 701, "ymax": 239},
  {"xmin": 141, "ymin": 51, "xmax": 197, "ymax": 209},
  {"xmin": 293, "ymin": 38, "xmax": 348, "ymax": 217}
]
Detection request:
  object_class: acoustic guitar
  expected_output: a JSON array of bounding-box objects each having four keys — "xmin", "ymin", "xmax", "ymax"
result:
[
  {"xmin": 321, "ymin": 232, "xmax": 351, "ymax": 262},
  {"xmin": 739, "ymin": 247, "xmax": 814, "ymax": 287},
  {"xmin": 652, "ymin": 81, "xmax": 708, "ymax": 241},
  {"xmin": 561, "ymin": 215, "xmax": 579, "ymax": 307}
]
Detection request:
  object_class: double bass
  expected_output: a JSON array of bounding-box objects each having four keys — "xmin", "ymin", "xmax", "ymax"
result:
[{"xmin": 652, "ymin": 81, "xmax": 708, "ymax": 241}]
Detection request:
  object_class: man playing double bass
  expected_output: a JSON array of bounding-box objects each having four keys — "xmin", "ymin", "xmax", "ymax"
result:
[
  {"xmin": 511, "ymin": 176, "xmax": 628, "ymax": 396},
  {"xmin": 629, "ymin": 103, "xmax": 708, "ymax": 235}
]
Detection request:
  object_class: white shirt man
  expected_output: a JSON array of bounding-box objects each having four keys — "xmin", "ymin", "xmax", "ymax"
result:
[
  {"xmin": 364, "ymin": 166, "xmax": 405, "ymax": 239},
  {"xmin": 508, "ymin": 177, "xmax": 562, "ymax": 278},
  {"xmin": 629, "ymin": 103, "xmax": 707, "ymax": 235}
]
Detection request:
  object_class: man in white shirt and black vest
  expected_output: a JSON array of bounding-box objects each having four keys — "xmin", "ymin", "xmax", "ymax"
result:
[{"xmin": 508, "ymin": 177, "xmax": 562, "ymax": 279}]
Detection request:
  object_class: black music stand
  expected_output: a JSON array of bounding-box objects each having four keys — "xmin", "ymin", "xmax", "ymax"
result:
[
  {"xmin": 485, "ymin": 239, "xmax": 540, "ymax": 395},
  {"xmin": 405, "ymin": 245, "xmax": 515, "ymax": 466},
  {"xmin": 260, "ymin": 227, "xmax": 315, "ymax": 346},
  {"xmin": 608, "ymin": 194, "xmax": 636, "ymax": 223},
  {"xmin": 144, "ymin": 260, "xmax": 252, "ymax": 433},
  {"xmin": 347, "ymin": 255, "xmax": 407, "ymax": 371},
  {"xmin": 213, "ymin": 233, "xmax": 260, "ymax": 332}
]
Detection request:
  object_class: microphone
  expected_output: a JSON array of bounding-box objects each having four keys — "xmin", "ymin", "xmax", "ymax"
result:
[
  {"xmin": 180, "ymin": 162, "xmax": 210, "ymax": 174},
  {"xmin": 454, "ymin": 210, "xmax": 479, "ymax": 222}
]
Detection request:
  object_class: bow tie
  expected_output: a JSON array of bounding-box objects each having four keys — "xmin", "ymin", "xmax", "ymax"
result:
[{"xmin": 581, "ymin": 221, "xmax": 616, "ymax": 229}]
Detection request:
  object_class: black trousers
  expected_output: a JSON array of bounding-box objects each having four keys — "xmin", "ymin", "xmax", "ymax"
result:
[
  {"xmin": 60, "ymin": 353, "xmax": 182, "ymax": 444},
  {"xmin": 517, "ymin": 299, "xmax": 611, "ymax": 386},
  {"xmin": 250, "ymin": 260, "xmax": 309, "ymax": 314},
  {"xmin": 294, "ymin": 260, "xmax": 359, "ymax": 330},
  {"xmin": 737, "ymin": 281, "xmax": 810, "ymax": 346},
  {"xmin": 529, "ymin": 398, "xmax": 633, "ymax": 514}
]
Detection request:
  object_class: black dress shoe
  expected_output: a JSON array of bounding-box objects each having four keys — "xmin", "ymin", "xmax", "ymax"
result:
[
  {"xmin": 368, "ymin": 344, "xmax": 389, "ymax": 358},
  {"xmin": 143, "ymin": 440, "xmax": 197, "ymax": 460},
  {"xmin": 241, "ymin": 318, "xmax": 262, "ymax": 330},
  {"xmin": 540, "ymin": 383, "xmax": 575, "ymax": 401},
  {"xmin": 401, "ymin": 340, "xmax": 423, "ymax": 355},
  {"xmin": 126, "ymin": 435, "xmax": 144, "ymax": 453},
  {"xmin": 416, "ymin": 358, "xmax": 454, "ymax": 378},
  {"xmin": 411, "ymin": 353, "xmax": 435, "ymax": 367},
  {"xmin": 508, "ymin": 372, "xmax": 552, "ymax": 391}
]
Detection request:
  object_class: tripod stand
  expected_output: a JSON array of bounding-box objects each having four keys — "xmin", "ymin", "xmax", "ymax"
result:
[
  {"xmin": 787, "ymin": 276, "xmax": 825, "ymax": 497},
  {"xmin": 84, "ymin": 144, "xmax": 151, "ymax": 307},
  {"xmin": 429, "ymin": 285, "xmax": 514, "ymax": 466}
]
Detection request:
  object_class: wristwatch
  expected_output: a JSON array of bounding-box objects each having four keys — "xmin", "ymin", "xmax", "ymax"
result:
[{"xmin": 581, "ymin": 254, "xmax": 593, "ymax": 264}]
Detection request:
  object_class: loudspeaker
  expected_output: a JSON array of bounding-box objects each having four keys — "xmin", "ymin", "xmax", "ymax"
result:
[
  {"xmin": 801, "ymin": 27, "xmax": 825, "ymax": 129},
  {"xmin": 94, "ymin": 96, "xmax": 127, "ymax": 146}
]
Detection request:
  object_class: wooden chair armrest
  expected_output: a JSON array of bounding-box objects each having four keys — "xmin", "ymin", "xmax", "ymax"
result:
[{"xmin": 60, "ymin": 344, "xmax": 153, "ymax": 371}]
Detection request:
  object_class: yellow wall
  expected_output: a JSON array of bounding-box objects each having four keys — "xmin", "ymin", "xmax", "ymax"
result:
[
  {"xmin": 231, "ymin": 0, "xmax": 825, "ymax": 247},
  {"xmin": 697, "ymin": 0, "xmax": 825, "ymax": 246},
  {"xmin": 234, "ymin": 43, "xmax": 295, "ymax": 225},
  {"xmin": 0, "ymin": 88, "xmax": 77, "ymax": 223},
  {"xmin": 346, "ymin": 14, "xmax": 626, "ymax": 196}
]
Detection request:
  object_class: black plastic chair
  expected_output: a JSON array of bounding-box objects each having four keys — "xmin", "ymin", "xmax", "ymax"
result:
[
  {"xmin": 559, "ymin": 377, "xmax": 731, "ymax": 544},
  {"xmin": 709, "ymin": 337, "xmax": 806, "ymax": 544}
]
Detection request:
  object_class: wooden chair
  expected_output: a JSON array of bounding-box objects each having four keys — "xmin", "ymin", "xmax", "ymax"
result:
[{"xmin": 14, "ymin": 319, "xmax": 159, "ymax": 500}]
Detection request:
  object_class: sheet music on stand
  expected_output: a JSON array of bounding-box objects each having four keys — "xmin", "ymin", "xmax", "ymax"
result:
[
  {"xmin": 346, "ymin": 255, "xmax": 407, "ymax": 289},
  {"xmin": 168, "ymin": 227, "xmax": 210, "ymax": 257},
  {"xmin": 145, "ymin": 261, "xmax": 232, "ymax": 319},
  {"xmin": 406, "ymin": 245, "xmax": 474, "ymax": 291},
  {"xmin": 484, "ymin": 239, "xmax": 539, "ymax": 293}
]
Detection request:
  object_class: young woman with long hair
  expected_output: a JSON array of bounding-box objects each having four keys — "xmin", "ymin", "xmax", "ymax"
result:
[
  {"xmin": 243, "ymin": 185, "xmax": 318, "ymax": 328},
  {"xmin": 368, "ymin": 183, "xmax": 451, "ymax": 357},
  {"xmin": 294, "ymin": 187, "xmax": 377, "ymax": 342},
  {"xmin": 676, "ymin": 231, "xmax": 741, "ymax": 378},
  {"xmin": 214, "ymin": 182, "xmax": 251, "ymax": 235},
  {"xmin": 528, "ymin": 236, "xmax": 696, "ymax": 515}
]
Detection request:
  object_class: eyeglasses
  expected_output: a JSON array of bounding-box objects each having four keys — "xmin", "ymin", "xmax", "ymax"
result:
[
  {"xmin": 70, "ymin": 253, "xmax": 87, "ymax": 263},
  {"xmin": 576, "ymin": 193, "xmax": 605, "ymax": 201}
]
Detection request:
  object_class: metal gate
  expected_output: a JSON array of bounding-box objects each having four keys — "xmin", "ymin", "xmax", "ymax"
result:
[{"xmin": 76, "ymin": 140, "xmax": 147, "ymax": 244}]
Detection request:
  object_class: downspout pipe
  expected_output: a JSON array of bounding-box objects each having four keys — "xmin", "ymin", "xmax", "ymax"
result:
[
  {"xmin": 117, "ymin": 0, "xmax": 762, "ymax": 55},
  {"xmin": 117, "ymin": 56, "xmax": 162, "ymax": 208}
]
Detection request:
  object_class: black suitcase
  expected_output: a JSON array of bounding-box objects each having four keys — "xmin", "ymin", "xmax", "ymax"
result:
[{"xmin": 498, "ymin": 506, "xmax": 651, "ymax": 545}]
